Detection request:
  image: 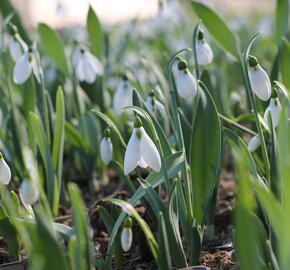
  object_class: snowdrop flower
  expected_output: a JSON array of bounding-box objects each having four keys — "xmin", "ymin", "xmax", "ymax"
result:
[
  {"xmin": 0, "ymin": 152, "xmax": 11, "ymax": 185},
  {"xmin": 248, "ymin": 55, "xmax": 272, "ymax": 101},
  {"xmin": 13, "ymin": 48, "xmax": 41, "ymax": 84},
  {"xmin": 175, "ymin": 60, "xmax": 198, "ymax": 101},
  {"xmin": 121, "ymin": 217, "xmax": 133, "ymax": 252},
  {"xmin": 9, "ymin": 36, "xmax": 22, "ymax": 62},
  {"xmin": 196, "ymin": 30, "xmax": 214, "ymax": 66},
  {"xmin": 171, "ymin": 57, "xmax": 181, "ymax": 80},
  {"xmin": 145, "ymin": 91, "xmax": 166, "ymax": 119},
  {"xmin": 19, "ymin": 180, "xmax": 39, "ymax": 205},
  {"xmin": 72, "ymin": 47, "xmax": 103, "ymax": 84},
  {"xmin": 113, "ymin": 75, "xmax": 133, "ymax": 116},
  {"xmin": 248, "ymin": 135, "xmax": 261, "ymax": 152},
  {"xmin": 100, "ymin": 128, "xmax": 113, "ymax": 165},
  {"xmin": 263, "ymin": 97, "xmax": 281, "ymax": 128},
  {"xmin": 124, "ymin": 117, "xmax": 161, "ymax": 175}
]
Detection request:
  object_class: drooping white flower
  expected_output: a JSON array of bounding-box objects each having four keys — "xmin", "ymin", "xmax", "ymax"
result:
[
  {"xmin": 72, "ymin": 47, "xmax": 103, "ymax": 84},
  {"xmin": 19, "ymin": 180, "xmax": 39, "ymax": 205},
  {"xmin": 100, "ymin": 128, "xmax": 113, "ymax": 165},
  {"xmin": 144, "ymin": 91, "xmax": 167, "ymax": 119},
  {"xmin": 248, "ymin": 55, "xmax": 272, "ymax": 101},
  {"xmin": 13, "ymin": 50, "xmax": 41, "ymax": 84},
  {"xmin": 175, "ymin": 60, "xmax": 198, "ymax": 101},
  {"xmin": 248, "ymin": 135, "xmax": 261, "ymax": 153},
  {"xmin": 9, "ymin": 36, "xmax": 22, "ymax": 62},
  {"xmin": 121, "ymin": 217, "xmax": 133, "ymax": 252},
  {"xmin": 263, "ymin": 97, "xmax": 281, "ymax": 128},
  {"xmin": 124, "ymin": 117, "xmax": 161, "ymax": 175},
  {"xmin": 113, "ymin": 75, "xmax": 133, "ymax": 116},
  {"xmin": 0, "ymin": 153, "xmax": 11, "ymax": 185},
  {"xmin": 196, "ymin": 30, "xmax": 214, "ymax": 66}
]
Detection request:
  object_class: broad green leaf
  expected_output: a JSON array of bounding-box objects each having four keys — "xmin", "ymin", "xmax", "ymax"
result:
[
  {"xmin": 190, "ymin": 82, "xmax": 222, "ymax": 223},
  {"xmin": 86, "ymin": 6, "xmax": 103, "ymax": 58},
  {"xmin": 191, "ymin": 1, "xmax": 239, "ymax": 59},
  {"xmin": 280, "ymin": 38, "xmax": 290, "ymax": 90},
  {"xmin": 38, "ymin": 23, "xmax": 70, "ymax": 76},
  {"xmin": 275, "ymin": 0, "xmax": 289, "ymax": 44}
]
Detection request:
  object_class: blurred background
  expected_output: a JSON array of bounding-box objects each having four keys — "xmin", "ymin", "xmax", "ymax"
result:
[{"xmin": 10, "ymin": 0, "xmax": 274, "ymax": 29}]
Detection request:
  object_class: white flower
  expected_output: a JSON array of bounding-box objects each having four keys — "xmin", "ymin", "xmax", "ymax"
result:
[
  {"xmin": 124, "ymin": 117, "xmax": 161, "ymax": 175},
  {"xmin": 100, "ymin": 129, "xmax": 113, "ymax": 165},
  {"xmin": 248, "ymin": 135, "xmax": 260, "ymax": 152},
  {"xmin": 121, "ymin": 217, "xmax": 133, "ymax": 252},
  {"xmin": 263, "ymin": 98, "xmax": 281, "ymax": 128},
  {"xmin": 175, "ymin": 60, "xmax": 198, "ymax": 101},
  {"xmin": 13, "ymin": 50, "xmax": 40, "ymax": 84},
  {"xmin": 19, "ymin": 180, "xmax": 39, "ymax": 205},
  {"xmin": 0, "ymin": 153, "xmax": 11, "ymax": 185},
  {"xmin": 113, "ymin": 76, "xmax": 133, "ymax": 116},
  {"xmin": 9, "ymin": 36, "xmax": 22, "ymax": 62},
  {"xmin": 248, "ymin": 56, "xmax": 271, "ymax": 101},
  {"xmin": 144, "ymin": 92, "xmax": 166, "ymax": 119},
  {"xmin": 72, "ymin": 47, "xmax": 103, "ymax": 84},
  {"xmin": 196, "ymin": 30, "xmax": 213, "ymax": 66}
]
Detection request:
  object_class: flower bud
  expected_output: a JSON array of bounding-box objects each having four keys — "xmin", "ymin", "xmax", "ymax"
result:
[
  {"xmin": 19, "ymin": 180, "xmax": 39, "ymax": 205},
  {"xmin": 121, "ymin": 217, "xmax": 133, "ymax": 252},
  {"xmin": 100, "ymin": 128, "xmax": 113, "ymax": 165},
  {"xmin": 263, "ymin": 98, "xmax": 281, "ymax": 128},
  {"xmin": 248, "ymin": 135, "xmax": 260, "ymax": 153},
  {"xmin": 0, "ymin": 153, "xmax": 11, "ymax": 185}
]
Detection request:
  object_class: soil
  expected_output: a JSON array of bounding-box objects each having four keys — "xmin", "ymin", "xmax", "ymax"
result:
[{"xmin": 0, "ymin": 167, "xmax": 238, "ymax": 269}]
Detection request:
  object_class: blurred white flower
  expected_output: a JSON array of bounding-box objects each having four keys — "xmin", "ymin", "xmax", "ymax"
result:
[
  {"xmin": 72, "ymin": 47, "xmax": 103, "ymax": 83},
  {"xmin": 248, "ymin": 56, "xmax": 271, "ymax": 101},
  {"xmin": 144, "ymin": 91, "xmax": 166, "ymax": 119},
  {"xmin": 248, "ymin": 135, "xmax": 260, "ymax": 152},
  {"xmin": 263, "ymin": 97, "xmax": 281, "ymax": 128},
  {"xmin": 100, "ymin": 129, "xmax": 113, "ymax": 165},
  {"xmin": 0, "ymin": 153, "xmax": 11, "ymax": 185},
  {"xmin": 20, "ymin": 180, "xmax": 39, "ymax": 205},
  {"xmin": 9, "ymin": 36, "xmax": 22, "ymax": 62},
  {"xmin": 196, "ymin": 30, "xmax": 214, "ymax": 66},
  {"xmin": 13, "ymin": 50, "xmax": 40, "ymax": 84},
  {"xmin": 121, "ymin": 217, "xmax": 133, "ymax": 252},
  {"xmin": 175, "ymin": 60, "xmax": 198, "ymax": 101},
  {"xmin": 113, "ymin": 75, "xmax": 133, "ymax": 116},
  {"xmin": 124, "ymin": 117, "xmax": 161, "ymax": 175}
]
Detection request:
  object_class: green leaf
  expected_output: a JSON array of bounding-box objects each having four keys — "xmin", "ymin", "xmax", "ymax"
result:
[
  {"xmin": 190, "ymin": 82, "xmax": 222, "ymax": 223},
  {"xmin": 191, "ymin": 1, "xmax": 239, "ymax": 59},
  {"xmin": 86, "ymin": 6, "xmax": 103, "ymax": 59},
  {"xmin": 280, "ymin": 38, "xmax": 290, "ymax": 90},
  {"xmin": 275, "ymin": 0, "xmax": 289, "ymax": 44},
  {"xmin": 68, "ymin": 183, "xmax": 92, "ymax": 270},
  {"xmin": 0, "ymin": 217, "xmax": 20, "ymax": 259},
  {"xmin": 38, "ymin": 23, "xmax": 70, "ymax": 76},
  {"xmin": 52, "ymin": 87, "xmax": 65, "ymax": 192}
]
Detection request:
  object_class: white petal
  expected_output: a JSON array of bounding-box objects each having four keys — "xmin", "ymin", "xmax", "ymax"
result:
[
  {"xmin": 121, "ymin": 228, "xmax": 132, "ymax": 252},
  {"xmin": 124, "ymin": 129, "xmax": 141, "ymax": 174},
  {"xmin": 13, "ymin": 52, "xmax": 32, "ymax": 84},
  {"xmin": 100, "ymin": 137, "xmax": 113, "ymax": 165},
  {"xmin": 171, "ymin": 59, "xmax": 179, "ymax": 80},
  {"xmin": 84, "ymin": 51, "xmax": 104, "ymax": 75},
  {"xmin": 263, "ymin": 98, "xmax": 281, "ymax": 128},
  {"xmin": 155, "ymin": 100, "xmax": 167, "ymax": 119},
  {"xmin": 137, "ymin": 157, "xmax": 148, "ymax": 168},
  {"xmin": 196, "ymin": 40, "xmax": 214, "ymax": 66},
  {"xmin": 176, "ymin": 70, "xmax": 198, "ymax": 101},
  {"xmin": 75, "ymin": 58, "xmax": 86, "ymax": 81},
  {"xmin": 9, "ymin": 38, "xmax": 22, "ymax": 62},
  {"xmin": 82, "ymin": 61, "xmax": 97, "ymax": 83},
  {"xmin": 72, "ymin": 48, "xmax": 82, "ymax": 67},
  {"xmin": 140, "ymin": 128, "xmax": 161, "ymax": 172},
  {"xmin": 31, "ymin": 53, "xmax": 41, "ymax": 84},
  {"xmin": 248, "ymin": 135, "xmax": 260, "ymax": 152},
  {"xmin": 20, "ymin": 180, "xmax": 39, "ymax": 205},
  {"xmin": 249, "ymin": 65, "xmax": 271, "ymax": 101},
  {"xmin": 0, "ymin": 158, "xmax": 11, "ymax": 185},
  {"xmin": 113, "ymin": 80, "xmax": 133, "ymax": 116}
]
